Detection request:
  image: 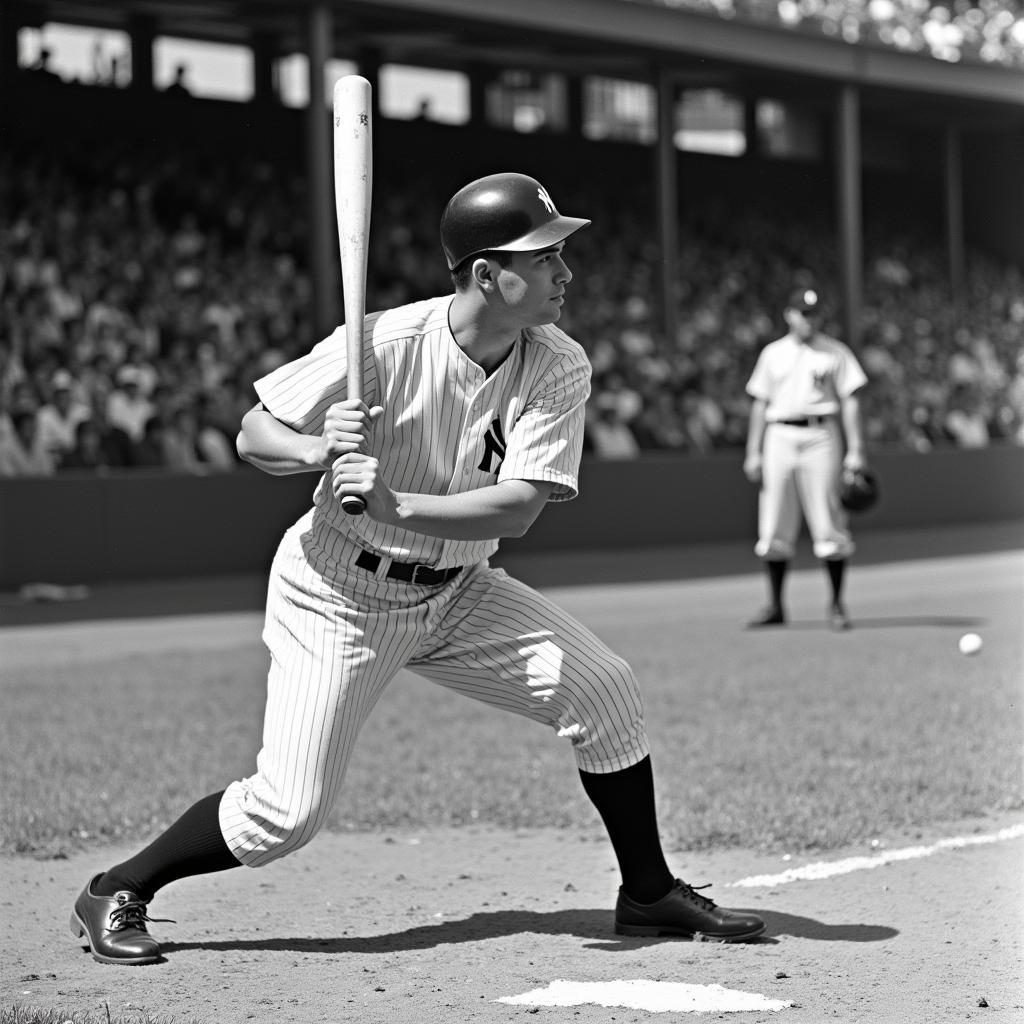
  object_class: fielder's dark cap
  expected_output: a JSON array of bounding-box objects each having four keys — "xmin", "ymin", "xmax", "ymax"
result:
[
  {"xmin": 440, "ymin": 172, "xmax": 590, "ymax": 271},
  {"xmin": 787, "ymin": 287, "xmax": 821, "ymax": 313}
]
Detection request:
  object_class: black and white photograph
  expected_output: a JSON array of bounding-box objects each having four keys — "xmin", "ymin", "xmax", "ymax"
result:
[{"xmin": 1, "ymin": 1, "xmax": 1022, "ymax": 1021}]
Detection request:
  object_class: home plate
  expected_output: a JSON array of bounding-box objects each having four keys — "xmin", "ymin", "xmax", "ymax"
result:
[{"xmin": 497, "ymin": 979, "xmax": 793, "ymax": 1013}]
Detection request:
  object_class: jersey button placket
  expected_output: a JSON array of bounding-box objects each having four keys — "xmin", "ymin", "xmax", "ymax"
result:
[
  {"xmin": 463, "ymin": 402, "xmax": 480, "ymax": 476},
  {"xmin": 453, "ymin": 386, "xmax": 483, "ymax": 484}
]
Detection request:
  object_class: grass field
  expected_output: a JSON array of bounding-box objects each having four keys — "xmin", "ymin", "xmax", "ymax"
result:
[
  {"xmin": 2, "ymin": 541, "xmax": 1021, "ymax": 863},
  {"xmin": 0, "ymin": 1007, "xmax": 207, "ymax": 1024}
]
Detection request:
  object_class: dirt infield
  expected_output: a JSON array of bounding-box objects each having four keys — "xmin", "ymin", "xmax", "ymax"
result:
[{"xmin": 2, "ymin": 816, "xmax": 1022, "ymax": 1023}]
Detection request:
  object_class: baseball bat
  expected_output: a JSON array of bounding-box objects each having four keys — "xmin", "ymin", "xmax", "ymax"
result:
[{"xmin": 333, "ymin": 75, "xmax": 373, "ymax": 516}]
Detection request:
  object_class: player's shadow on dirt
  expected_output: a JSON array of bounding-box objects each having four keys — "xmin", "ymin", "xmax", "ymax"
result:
[
  {"xmin": 161, "ymin": 907, "xmax": 896, "ymax": 956},
  {"xmin": 777, "ymin": 615, "xmax": 985, "ymax": 631}
]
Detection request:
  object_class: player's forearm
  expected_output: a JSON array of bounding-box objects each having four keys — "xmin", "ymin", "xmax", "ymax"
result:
[
  {"xmin": 840, "ymin": 396, "xmax": 865, "ymax": 459},
  {"xmin": 236, "ymin": 407, "xmax": 324, "ymax": 476},
  {"xmin": 745, "ymin": 401, "xmax": 767, "ymax": 456},
  {"xmin": 387, "ymin": 480, "xmax": 551, "ymax": 541}
]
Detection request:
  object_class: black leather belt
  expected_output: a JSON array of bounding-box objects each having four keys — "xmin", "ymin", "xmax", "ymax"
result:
[
  {"xmin": 774, "ymin": 415, "xmax": 832, "ymax": 427},
  {"xmin": 355, "ymin": 550, "xmax": 463, "ymax": 586}
]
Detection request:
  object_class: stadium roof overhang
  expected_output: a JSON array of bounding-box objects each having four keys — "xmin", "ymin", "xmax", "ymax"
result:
[{"xmin": 15, "ymin": 0, "xmax": 1024, "ymax": 126}]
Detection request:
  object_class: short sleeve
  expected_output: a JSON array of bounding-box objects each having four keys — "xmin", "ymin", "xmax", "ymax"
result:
[
  {"xmin": 498, "ymin": 355, "xmax": 591, "ymax": 502},
  {"xmin": 836, "ymin": 346, "xmax": 868, "ymax": 397},
  {"xmin": 745, "ymin": 349, "xmax": 772, "ymax": 401},
  {"xmin": 253, "ymin": 327, "xmax": 348, "ymax": 434}
]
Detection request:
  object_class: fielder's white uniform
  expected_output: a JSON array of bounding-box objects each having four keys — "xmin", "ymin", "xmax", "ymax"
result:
[
  {"xmin": 745, "ymin": 330, "xmax": 867, "ymax": 561},
  {"xmin": 220, "ymin": 295, "xmax": 649, "ymax": 866}
]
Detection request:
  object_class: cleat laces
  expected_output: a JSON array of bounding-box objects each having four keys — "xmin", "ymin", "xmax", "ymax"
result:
[
  {"xmin": 109, "ymin": 895, "xmax": 176, "ymax": 931},
  {"xmin": 675, "ymin": 881, "xmax": 717, "ymax": 911}
]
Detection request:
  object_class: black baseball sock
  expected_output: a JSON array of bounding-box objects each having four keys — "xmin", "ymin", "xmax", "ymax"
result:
[
  {"xmin": 767, "ymin": 559, "xmax": 788, "ymax": 610},
  {"xmin": 95, "ymin": 790, "xmax": 241, "ymax": 901},
  {"xmin": 579, "ymin": 755, "xmax": 674, "ymax": 904},
  {"xmin": 825, "ymin": 558, "xmax": 846, "ymax": 604}
]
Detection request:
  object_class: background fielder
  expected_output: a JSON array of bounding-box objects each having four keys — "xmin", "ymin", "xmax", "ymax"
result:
[
  {"xmin": 70, "ymin": 172, "xmax": 765, "ymax": 967},
  {"xmin": 743, "ymin": 286, "xmax": 868, "ymax": 630}
]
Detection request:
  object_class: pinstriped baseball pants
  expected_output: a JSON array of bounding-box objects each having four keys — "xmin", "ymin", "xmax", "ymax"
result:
[{"xmin": 220, "ymin": 511, "xmax": 649, "ymax": 866}]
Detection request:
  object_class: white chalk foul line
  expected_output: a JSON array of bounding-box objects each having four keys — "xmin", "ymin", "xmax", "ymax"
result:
[
  {"xmin": 729, "ymin": 823, "xmax": 1024, "ymax": 888},
  {"xmin": 497, "ymin": 979, "xmax": 793, "ymax": 1013}
]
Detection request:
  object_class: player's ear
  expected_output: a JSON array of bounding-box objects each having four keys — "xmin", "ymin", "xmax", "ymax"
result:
[{"xmin": 470, "ymin": 256, "xmax": 498, "ymax": 291}]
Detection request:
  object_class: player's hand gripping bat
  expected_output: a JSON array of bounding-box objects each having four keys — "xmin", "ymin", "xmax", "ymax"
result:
[{"xmin": 333, "ymin": 75, "xmax": 373, "ymax": 515}]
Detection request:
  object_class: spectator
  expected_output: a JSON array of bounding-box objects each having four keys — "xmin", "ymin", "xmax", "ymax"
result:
[
  {"xmin": 5, "ymin": 380, "xmax": 40, "ymax": 419},
  {"xmin": 0, "ymin": 411, "xmax": 55, "ymax": 476},
  {"xmin": 162, "ymin": 407, "xmax": 204, "ymax": 473},
  {"xmin": 132, "ymin": 416, "xmax": 171, "ymax": 468},
  {"xmin": 59, "ymin": 419, "xmax": 116, "ymax": 472},
  {"xmin": 106, "ymin": 367, "xmax": 154, "ymax": 443},
  {"xmin": 587, "ymin": 399, "xmax": 641, "ymax": 459},
  {"xmin": 35, "ymin": 369, "xmax": 92, "ymax": 461},
  {"xmin": 631, "ymin": 390, "xmax": 689, "ymax": 450},
  {"xmin": 944, "ymin": 386, "xmax": 991, "ymax": 448},
  {"xmin": 194, "ymin": 395, "xmax": 238, "ymax": 470},
  {"xmin": 120, "ymin": 344, "xmax": 160, "ymax": 397},
  {"xmin": 164, "ymin": 63, "xmax": 192, "ymax": 97},
  {"xmin": 85, "ymin": 394, "xmax": 135, "ymax": 467},
  {"xmin": 0, "ymin": 339, "xmax": 28, "ymax": 403}
]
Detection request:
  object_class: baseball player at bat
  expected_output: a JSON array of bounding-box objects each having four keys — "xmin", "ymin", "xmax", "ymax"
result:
[
  {"xmin": 70, "ymin": 173, "xmax": 765, "ymax": 965},
  {"xmin": 743, "ymin": 285, "xmax": 868, "ymax": 631}
]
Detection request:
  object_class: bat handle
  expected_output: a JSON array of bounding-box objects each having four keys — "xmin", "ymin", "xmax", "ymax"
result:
[{"xmin": 341, "ymin": 494, "xmax": 366, "ymax": 517}]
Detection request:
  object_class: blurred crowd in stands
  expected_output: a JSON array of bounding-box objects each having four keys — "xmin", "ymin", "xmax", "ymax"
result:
[
  {"xmin": 2, "ymin": 139, "xmax": 1022, "ymax": 476},
  {"xmin": 637, "ymin": 0, "xmax": 1024, "ymax": 67}
]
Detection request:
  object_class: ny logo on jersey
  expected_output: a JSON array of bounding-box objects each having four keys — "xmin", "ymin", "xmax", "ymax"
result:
[
  {"xmin": 813, "ymin": 370, "xmax": 830, "ymax": 390},
  {"xmin": 537, "ymin": 187, "xmax": 556, "ymax": 214},
  {"xmin": 478, "ymin": 418, "xmax": 507, "ymax": 473}
]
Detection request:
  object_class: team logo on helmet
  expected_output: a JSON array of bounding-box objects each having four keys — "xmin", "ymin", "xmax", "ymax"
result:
[{"xmin": 439, "ymin": 172, "xmax": 590, "ymax": 270}]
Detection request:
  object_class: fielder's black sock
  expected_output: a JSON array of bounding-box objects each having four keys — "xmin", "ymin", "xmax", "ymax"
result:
[
  {"xmin": 825, "ymin": 558, "xmax": 846, "ymax": 605},
  {"xmin": 95, "ymin": 790, "xmax": 241, "ymax": 901},
  {"xmin": 767, "ymin": 559, "xmax": 788, "ymax": 610},
  {"xmin": 579, "ymin": 755, "xmax": 674, "ymax": 904}
]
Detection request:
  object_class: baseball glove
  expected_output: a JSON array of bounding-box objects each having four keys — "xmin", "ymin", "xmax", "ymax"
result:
[{"xmin": 840, "ymin": 466, "xmax": 880, "ymax": 512}]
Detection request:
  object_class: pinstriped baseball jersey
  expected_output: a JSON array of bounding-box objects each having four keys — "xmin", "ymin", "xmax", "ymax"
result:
[
  {"xmin": 215, "ymin": 292, "xmax": 653, "ymax": 866},
  {"xmin": 254, "ymin": 294, "xmax": 590, "ymax": 569}
]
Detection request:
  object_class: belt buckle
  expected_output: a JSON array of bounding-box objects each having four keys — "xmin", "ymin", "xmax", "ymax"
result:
[{"xmin": 410, "ymin": 564, "xmax": 433, "ymax": 585}]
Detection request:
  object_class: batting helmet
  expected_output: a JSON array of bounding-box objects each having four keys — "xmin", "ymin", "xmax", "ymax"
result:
[
  {"xmin": 840, "ymin": 467, "xmax": 881, "ymax": 513},
  {"xmin": 440, "ymin": 173, "xmax": 591, "ymax": 271}
]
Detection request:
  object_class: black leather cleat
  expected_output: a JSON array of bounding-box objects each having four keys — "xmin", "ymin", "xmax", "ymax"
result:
[
  {"xmin": 746, "ymin": 606, "xmax": 786, "ymax": 628},
  {"xmin": 829, "ymin": 603, "xmax": 852, "ymax": 631},
  {"xmin": 616, "ymin": 879, "xmax": 766, "ymax": 942},
  {"xmin": 70, "ymin": 874, "xmax": 169, "ymax": 965}
]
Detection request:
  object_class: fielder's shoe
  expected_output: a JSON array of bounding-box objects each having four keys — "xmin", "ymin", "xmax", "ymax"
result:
[
  {"xmin": 829, "ymin": 602, "xmax": 852, "ymax": 631},
  {"xmin": 70, "ymin": 874, "xmax": 171, "ymax": 965},
  {"xmin": 747, "ymin": 606, "xmax": 785, "ymax": 628},
  {"xmin": 615, "ymin": 879, "xmax": 766, "ymax": 942}
]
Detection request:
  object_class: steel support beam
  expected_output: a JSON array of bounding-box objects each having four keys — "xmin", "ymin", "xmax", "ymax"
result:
[
  {"xmin": 306, "ymin": 3, "xmax": 336, "ymax": 340},
  {"xmin": 656, "ymin": 68, "xmax": 679, "ymax": 348},
  {"xmin": 835, "ymin": 85, "xmax": 863, "ymax": 348}
]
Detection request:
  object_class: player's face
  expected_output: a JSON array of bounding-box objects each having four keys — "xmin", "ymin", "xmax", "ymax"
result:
[
  {"xmin": 785, "ymin": 307, "xmax": 821, "ymax": 340},
  {"xmin": 495, "ymin": 244, "xmax": 573, "ymax": 326}
]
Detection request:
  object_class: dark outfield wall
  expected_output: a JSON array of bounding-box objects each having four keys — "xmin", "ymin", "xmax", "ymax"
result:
[{"xmin": 1, "ymin": 447, "xmax": 1021, "ymax": 588}]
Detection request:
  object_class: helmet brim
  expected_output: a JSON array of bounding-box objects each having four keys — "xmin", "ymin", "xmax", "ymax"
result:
[{"xmin": 448, "ymin": 215, "xmax": 591, "ymax": 270}]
